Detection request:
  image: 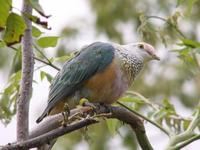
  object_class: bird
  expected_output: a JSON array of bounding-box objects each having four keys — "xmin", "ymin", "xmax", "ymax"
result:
[{"xmin": 36, "ymin": 41, "xmax": 160, "ymax": 123}]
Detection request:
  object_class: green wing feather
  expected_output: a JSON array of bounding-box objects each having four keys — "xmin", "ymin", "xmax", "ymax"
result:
[{"xmin": 36, "ymin": 42, "xmax": 115, "ymax": 123}]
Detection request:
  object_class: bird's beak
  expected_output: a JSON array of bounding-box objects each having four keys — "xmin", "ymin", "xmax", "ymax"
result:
[{"xmin": 153, "ymin": 54, "xmax": 160, "ymax": 61}]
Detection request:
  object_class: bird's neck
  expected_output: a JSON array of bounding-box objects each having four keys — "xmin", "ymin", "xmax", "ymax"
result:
[{"xmin": 115, "ymin": 47, "xmax": 144, "ymax": 82}]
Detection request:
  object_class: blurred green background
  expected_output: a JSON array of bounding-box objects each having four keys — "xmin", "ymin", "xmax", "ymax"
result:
[{"xmin": 0, "ymin": 0, "xmax": 200, "ymax": 149}]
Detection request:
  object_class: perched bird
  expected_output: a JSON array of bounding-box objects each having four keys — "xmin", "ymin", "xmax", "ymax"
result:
[{"xmin": 36, "ymin": 42, "xmax": 160, "ymax": 123}]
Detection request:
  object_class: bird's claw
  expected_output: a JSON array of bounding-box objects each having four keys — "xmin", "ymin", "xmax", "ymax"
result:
[
  {"xmin": 61, "ymin": 103, "xmax": 70, "ymax": 127},
  {"xmin": 82, "ymin": 101, "xmax": 97, "ymax": 113},
  {"xmin": 61, "ymin": 112, "xmax": 68, "ymax": 127}
]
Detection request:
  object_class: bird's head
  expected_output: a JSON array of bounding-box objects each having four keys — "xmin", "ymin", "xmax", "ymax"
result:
[{"xmin": 122, "ymin": 42, "xmax": 160, "ymax": 63}]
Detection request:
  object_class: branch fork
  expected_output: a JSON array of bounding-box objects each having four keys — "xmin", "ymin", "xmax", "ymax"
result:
[{"xmin": 2, "ymin": 104, "xmax": 153, "ymax": 150}]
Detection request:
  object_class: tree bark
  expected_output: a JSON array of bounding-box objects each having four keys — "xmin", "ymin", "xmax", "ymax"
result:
[
  {"xmin": 3, "ymin": 105, "xmax": 153, "ymax": 150},
  {"xmin": 17, "ymin": 0, "xmax": 33, "ymax": 142}
]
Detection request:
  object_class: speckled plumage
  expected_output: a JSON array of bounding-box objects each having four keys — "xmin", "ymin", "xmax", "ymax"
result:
[
  {"xmin": 36, "ymin": 41, "xmax": 159, "ymax": 123},
  {"xmin": 114, "ymin": 45, "xmax": 143, "ymax": 82}
]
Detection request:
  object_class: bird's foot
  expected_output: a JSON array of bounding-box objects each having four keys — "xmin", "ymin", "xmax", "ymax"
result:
[
  {"xmin": 61, "ymin": 103, "xmax": 70, "ymax": 127},
  {"xmin": 99, "ymin": 102, "xmax": 112, "ymax": 114},
  {"xmin": 82, "ymin": 101, "xmax": 98, "ymax": 116},
  {"xmin": 92, "ymin": 112, "xmax": 112, "ymax": 120},
  {"xmin": 61, "ymin": 112, "xmax": 68, "ymax": 127},
  {"xmin": 83, "ymin": 102, "xmax": 112, "ymax": 115}
]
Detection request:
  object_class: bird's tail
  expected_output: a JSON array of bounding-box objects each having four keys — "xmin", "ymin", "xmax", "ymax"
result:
[{"xmin": 36, "ymin": 108, "xmax": 49, "ymax": 123}]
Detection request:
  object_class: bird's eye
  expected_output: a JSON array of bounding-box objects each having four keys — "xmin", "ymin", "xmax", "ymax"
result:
[{"xmin": 138, "ymin": 44, "xmax": 144, "ymax": 49}]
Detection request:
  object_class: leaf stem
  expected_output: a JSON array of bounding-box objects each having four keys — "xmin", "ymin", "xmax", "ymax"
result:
[
  {"xmin": 126, "ymin": 91, "xmax": 160, "ymax": 110},
  {"xmin": 33, "ymin": 44, "xmax": 60, "ymax": 71},
  {"xmin": 165, "ymin": 108, "xmax": 200, "ymax": 150},
  {"xmin": 173, "ymin": 134, "xmax": 200, "ymax": 150},
  {"xmin": 116, "ymin": 101, "xmax": 170, "ymax": 136},
  {"xmin": 145, "ymin": 15, "xmax": 186, "ymax": 38},
  {"xmin": 9, "ymin": 46, "xmax": 60, "ymax": 71}
]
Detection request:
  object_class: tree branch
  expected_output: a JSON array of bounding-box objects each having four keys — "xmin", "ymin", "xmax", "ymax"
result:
[
  {"xmin": 145, "ymin": 15, "xmax": 186, "ymax": 38},
  {"xmin": 33, "ymin": 56, "xmax": 60, "ymax": 71},
  {"xmin": 17, "ymin": 0, "xmax": 33, "ymax": 142},
  {"xmin": 33, "ymin": 44, "xmax": 60, "ymax": 71},
  {"xmin": 9, "ymin": 46, "xmax": 60, "ymax": 71},
  {"xmin": 165, "ymin": 108, "xmax": 200, "ymax": 150},
  {"xmin": 173, "ymin": 134, "xmax": 200, "ymax": 150},
  {"xmin": 117, "ymin": 101, "xmax": 170, "ymax": 136},
  {"xmin": 2, "ymin": 105, "xmax": 153, "ymax": 150},
  {"xmin": 2, "ymin": 119, "xmax": 98, "ymax": 150}
]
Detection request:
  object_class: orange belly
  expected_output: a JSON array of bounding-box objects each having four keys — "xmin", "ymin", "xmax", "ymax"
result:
[
  {"xmin": 83, "ymin": 60, "xmax": 128, "ymax": 104},
  {"xmin": 49, "ymin": 60, "xmax": 129, "ymax": 115}
]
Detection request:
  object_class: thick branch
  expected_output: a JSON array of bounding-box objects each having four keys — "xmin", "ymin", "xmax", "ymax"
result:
[
  {"xmin": 17, "ymin": 0, "xmax": 33, "ymax": 141},
  {"xmin": 2, "ymin": 119, "xmax": 98, "ymax": 150},
  {"xmin": 2, "ymin": 105, "xmax": 153, "ymax": 150}
]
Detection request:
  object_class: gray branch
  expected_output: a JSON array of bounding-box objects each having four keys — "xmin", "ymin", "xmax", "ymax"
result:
[
  {"xmin": 17, "ymin": 0, "xmax": 33, "ymax": 141},
  {"xmin": 2, "ymin": 105, "xmax": 153, "ymax": 150}
]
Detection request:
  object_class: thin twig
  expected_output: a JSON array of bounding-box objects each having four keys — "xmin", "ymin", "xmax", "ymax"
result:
[
  {"xmin": 34, "ymin": 57, "xmax": 60, "ymax": 71},
  {"xmin": 126, "ymin": 90, "xmax": 160, "ymax": 110},
  {"xmin": 146, "ymin": 15, "xmax": 186, "ymax": 38},
  {"xmin": 173, "ymin": 134, "xmax": 200, "ymax": 150},
  {"xmin": 117, "ymin": 101, "xmax": 170, "ymax": 136},
  {"xmin": 33, "ymin": 44, "xmax": 52, "ymax": 64},
  {"xmin": 165, "ymin": 107, "xmax": 200, "ymax": 150},
  {"xmin": 9, "ymin": 46, "xmax": 60, "ymax": 71},
  {"xmin": 127, "ymin": 91, "xmax": 191, "ymax": 122}
]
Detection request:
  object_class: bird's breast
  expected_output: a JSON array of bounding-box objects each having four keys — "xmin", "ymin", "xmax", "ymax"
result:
[{"xmin": 81, "ymin": 60, "xmax": 129, "ymax": 104}]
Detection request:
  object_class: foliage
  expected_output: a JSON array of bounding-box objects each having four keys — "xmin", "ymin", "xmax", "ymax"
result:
[
  {"xmin": 0, "ymin": 0, "xmax": 59, "ymax": 124},
  {"xmin": 0, "ymin": 71, "xmax": 21, "ymax": 124},
  {"xmin": 37, "ymin": 36, "xmax": 59, "ymax": 48},
  {"xmin": 0, "ymin": 0, "xmax": 200, "ymax": 149}
]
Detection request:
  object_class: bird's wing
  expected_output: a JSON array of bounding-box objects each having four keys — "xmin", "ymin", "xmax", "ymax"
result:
[{"xmin": 36, "ymin": 42, "xmax": 115, "ymax": 123}]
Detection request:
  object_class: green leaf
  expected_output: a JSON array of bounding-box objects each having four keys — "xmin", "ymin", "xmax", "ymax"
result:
[
  {"xmin": 152, "ymin": 109, "xmax": 167, "ymax": 121},
  {"xmin": 40, "ymin": 71, "xmax": 45, "ymax": 81},
  {"xmin": 0, "ymin": 41, "xmax": 6, "ymax": 48},
  {"xmin": 40, "ymin": 71, "xmax": 53, "ymax": 83},
  {"xmin": 1, "ymin": 95, "xmax": 10, "ymax": 108},
  {"xmin": 26, "ymin": 14, "xmax": 50, "ymax": 29},
  {"xmin": 187, "ymin": 0, "xmax": 197, "ymax": 16},
  {"xmin": 163, "ymin": 99, "xmax": 175, "ymax": 113},
  {"xmin": 181, "ymin": 39, "xmax": 200, "ymax": 48},
  {"xmin": 28, "ymin": 0, "xmax": 50, "ymax": 18},
  {"xmin": 179, "ymin": 48, "xmax": 190, "ymax": 56},
  {"xmin": 106, "ymin": 119, "xmax": 119, "ymax": 136},
  {"xmin": 45, "ymin": 73, "xmax": 53, "ymax": 83},
  {"xmin": 3, "ymin": 13, "xmax": 26, "ymax": 46},
  {"xmin": 119, "ymin": 96, "xmax": 144, "ymax": 104},
  {"xmin": 0, "ymin": 0, "xmax": 12, "ymax": 31},
  {"xmin": 32, "ymin": 26, "xmax": 42, "ymax": 37},
  {"xmin": 0, "ymin": 71, "xmax": 21, "ymax": 125},
  {"xmin": 37, "ymin": 36, "xmax": 59, "ymax": 48},
  {"xmin": 54, "ymin": 55, "xmax": 72, "ymax": 62}
]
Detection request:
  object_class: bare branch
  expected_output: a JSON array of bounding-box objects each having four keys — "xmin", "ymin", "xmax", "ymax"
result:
[
  {"xmin": 2, "ymin": 119, "xmax": 98, "ymax": 150},
  {"xmin": 17, "ymin": 0, "xmax": 33, "ymax": 141},
  {"xmin": 33, "ymin": 44, "xmax": 60, "ymax": 71},
  {"xmin": 2, "ymin": 105, "xmax": 153, "ymax": 150}
]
